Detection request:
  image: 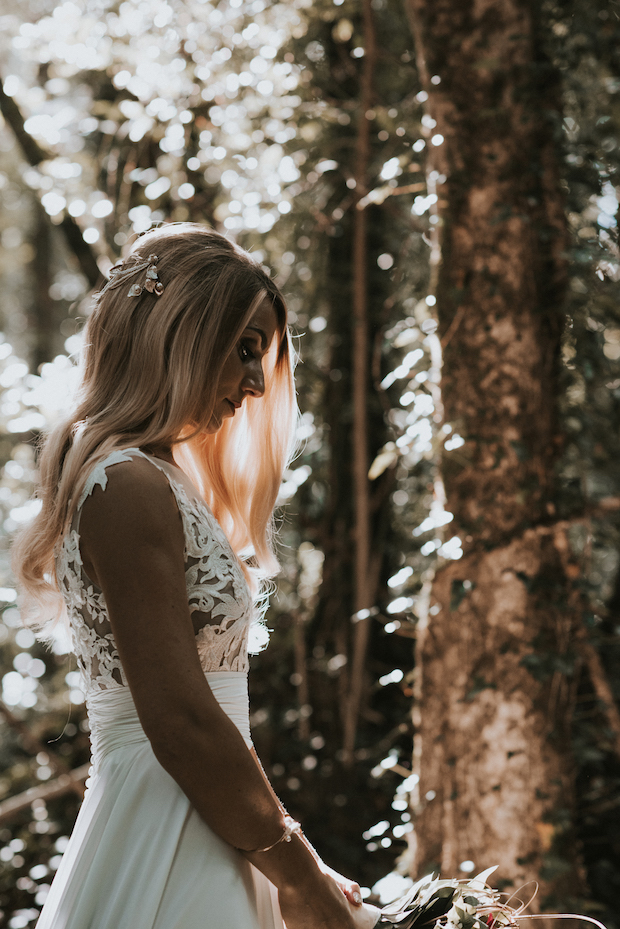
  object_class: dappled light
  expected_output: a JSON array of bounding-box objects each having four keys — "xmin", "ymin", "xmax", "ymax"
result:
[{"xmin": 0, "ymin": 0, "xmax": 617, "ymax": 924}]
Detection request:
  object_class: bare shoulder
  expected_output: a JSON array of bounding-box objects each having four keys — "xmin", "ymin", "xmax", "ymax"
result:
[
  {"xmin": 78, "ymin": 454, "xmax": 182, "ymax": 552},
  {"xmin": 74, "ymin": 455, "xmax": 194, "ymax": 702}
]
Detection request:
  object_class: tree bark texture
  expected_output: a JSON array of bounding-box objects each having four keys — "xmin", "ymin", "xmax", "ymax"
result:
[
  {"xmin": 411, "ymin": 528, "xmax": 581, "ymax": 899},
  {"xmin": 407, "ymin": 0, "xmax": 583, "ymax": 904}
]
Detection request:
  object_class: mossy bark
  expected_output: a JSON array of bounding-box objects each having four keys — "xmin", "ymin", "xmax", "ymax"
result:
[
  {"xmin": 412, "ymin": 528, "xmax": 583, "ymax": 901},
  {"xmin": 406, "ymin": 0, "xmax": 584, "ymax": 904}
]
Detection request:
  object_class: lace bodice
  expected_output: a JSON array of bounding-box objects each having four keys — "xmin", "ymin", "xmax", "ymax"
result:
[{"xmin": 55, "ymin": 448, "xmax": 261, "ymax": 698}]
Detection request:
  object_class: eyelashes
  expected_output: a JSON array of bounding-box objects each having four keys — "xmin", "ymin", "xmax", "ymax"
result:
[{"xmin": 239, "ymin": 339, "xmax": 263, "ymax": 362}]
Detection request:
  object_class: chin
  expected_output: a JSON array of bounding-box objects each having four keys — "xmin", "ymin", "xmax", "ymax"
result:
[
  {"xmin": 202, "ymin": 414, "xmax": 230, "ymax": 435},
  {"xmin": 198, "ymin": 405, "xmax": 234, "ymax": 435}
]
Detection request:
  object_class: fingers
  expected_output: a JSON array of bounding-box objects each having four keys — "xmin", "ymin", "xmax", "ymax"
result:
[
  {"xmin": 321, "ymin": 864, "xmax": 363, "ymax": 908},
  {"xmin": 342, "ymin": 882, "xmax": 363, "ymax": 906}
]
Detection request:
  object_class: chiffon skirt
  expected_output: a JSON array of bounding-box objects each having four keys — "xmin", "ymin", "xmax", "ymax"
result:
[{"xmin": 36, "ymin": 672, "xmax": 284, "ymax": 929}]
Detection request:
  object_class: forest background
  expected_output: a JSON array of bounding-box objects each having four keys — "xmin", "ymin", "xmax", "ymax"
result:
[{"xmin": 0, "ymin": 0, "xmax": 618, "ymax": 927}]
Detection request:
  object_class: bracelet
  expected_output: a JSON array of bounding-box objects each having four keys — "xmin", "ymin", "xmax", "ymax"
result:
[{"xmin": 247, "ymin": 815, "xmax": 302, "ymax": 854}]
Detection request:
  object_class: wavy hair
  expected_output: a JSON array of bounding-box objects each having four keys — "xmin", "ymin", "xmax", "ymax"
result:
[{"xmin": 12, "ymin": 223, "xmax": 297, "ymax": 627}]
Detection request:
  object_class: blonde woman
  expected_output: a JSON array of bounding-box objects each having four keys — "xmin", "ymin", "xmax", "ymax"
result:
[{"xmin": 13, "ymin": 225, "xmax": 377, "ymax": 929}]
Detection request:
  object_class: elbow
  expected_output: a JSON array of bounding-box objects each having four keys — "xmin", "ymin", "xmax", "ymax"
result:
[
  {"xmin": 149, "ymin": 733, "xmax": 186, "ymax": 773},
  {"xmin": 140, "ymin": 702, "xmax": 217, "ymax": 770},
  {"xmin": 139, "ymin": 704, "xmax": 195, "ymax": 765}
]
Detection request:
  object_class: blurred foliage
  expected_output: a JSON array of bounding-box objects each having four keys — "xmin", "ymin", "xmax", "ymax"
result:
[
  {"xmin": 544, "ymin": 0, "xmax": 620, "ymax": 913},
  {"xmin": 0, "ymin": 0, "xmax": 615, "ymax": 926}
]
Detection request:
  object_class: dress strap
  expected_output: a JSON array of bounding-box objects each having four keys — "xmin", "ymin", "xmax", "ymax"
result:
[{"xmin": 76, "ymin": 447, "xmax": 145, "ymax": 511}]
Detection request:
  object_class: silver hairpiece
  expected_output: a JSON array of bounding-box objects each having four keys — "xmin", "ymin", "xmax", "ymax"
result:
[{"xmin": 104, "ymin": 253, "xmax": 165, "ymax": 297}]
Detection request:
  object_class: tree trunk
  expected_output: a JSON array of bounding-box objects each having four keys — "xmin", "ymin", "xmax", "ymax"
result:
[
  {"xmin": 344, "ymin": 0, "xmax": 376, "ymax": 764},
  {"xmin": 406, "ymin": 0, "xmax": 584, "ymax": 905},
  {"xmin": 30, "ymin": 204, "xmax": 56, "ymax": 370}
]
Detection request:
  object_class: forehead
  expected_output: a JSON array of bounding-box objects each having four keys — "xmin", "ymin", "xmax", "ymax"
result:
[{"xmin": 245, "ymin": 298, "xmax": 279, "ymax": 341}]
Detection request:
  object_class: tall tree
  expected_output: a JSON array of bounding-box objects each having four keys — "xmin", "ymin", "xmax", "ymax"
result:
[
  {"xmin": 2, "ymin": 2, "xmax": 620, "ymax": 924},
  {"xmin": 406, "ymin": 0, "xmax": 581, "ymax": 905}
]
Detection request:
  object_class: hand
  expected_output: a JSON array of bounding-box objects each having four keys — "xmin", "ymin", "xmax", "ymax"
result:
[
  {"xmin": 244, "ymin": 829, "xmax": 378, "ymax": 927},
  {"xmin": 319, "ymin": 862, "xmax": 363, "ymax": 908},
  {"xmin": 315, "ymin": 866, "xmax": 381, "ymax": 929},
  {"xmin": 278, "ymin": 869, "xmax": 363, "ymax": 929}
]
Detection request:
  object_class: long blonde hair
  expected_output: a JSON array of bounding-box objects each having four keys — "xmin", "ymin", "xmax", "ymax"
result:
[{"xmin": 12, "ymin": 223, "xmax": 297, "ymax": 626}]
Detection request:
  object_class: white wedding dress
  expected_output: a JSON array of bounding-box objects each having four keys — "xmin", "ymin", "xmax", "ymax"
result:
[{"xmin": 36, "ymin": 448, "xmax": 284, "ymax": 929}]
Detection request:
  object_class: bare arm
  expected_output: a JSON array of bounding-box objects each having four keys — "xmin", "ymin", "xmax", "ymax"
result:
[
  {"xmin": 78, "ymin": 458, "xmax": 360, "ymax": 928},
  {"xmin": 249, "ymin": 747, "xmax": 364, "ymax": 905}
]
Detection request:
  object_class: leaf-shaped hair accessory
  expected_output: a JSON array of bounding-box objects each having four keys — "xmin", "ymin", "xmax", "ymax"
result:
[{"xmin": 101, "ymin": 253, "xmax": 164, "ymax": 298}]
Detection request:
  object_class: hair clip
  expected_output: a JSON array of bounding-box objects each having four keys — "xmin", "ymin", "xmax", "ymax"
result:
[{"xmin": 104, "ymin": 254, "xmax": 165, "ymax": 298}]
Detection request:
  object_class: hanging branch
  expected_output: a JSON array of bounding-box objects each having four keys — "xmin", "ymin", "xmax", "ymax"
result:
[
  {"xmin": 0, "ymin": 76, "xmax": 101, "ymax": 287},
  {"xmin": 342, "ymin": 0, "xmax": 377, "ymax": 763},
  {"xmin": 0, "ymin": 764, "xmax": 90, "ymax": 826},
  {"xmin": 0, "ymin": 80, "xmax": 47, "ymax": 166}
]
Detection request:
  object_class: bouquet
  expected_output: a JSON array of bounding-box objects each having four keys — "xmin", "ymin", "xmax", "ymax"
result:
[{"xmin": 357, "ymin": 867, "xmax": 608, "ymax": 929}]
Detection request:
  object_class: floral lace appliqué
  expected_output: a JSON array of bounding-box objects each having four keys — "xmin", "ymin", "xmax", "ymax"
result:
[{"xmin": 55, "ymin": 449, "xmax": 256, "ymax": 698}]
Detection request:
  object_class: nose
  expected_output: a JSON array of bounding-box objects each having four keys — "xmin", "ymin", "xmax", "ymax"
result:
[{"xmin": 243, "ymin": 362, "xmax": 265, "ymax": 398}]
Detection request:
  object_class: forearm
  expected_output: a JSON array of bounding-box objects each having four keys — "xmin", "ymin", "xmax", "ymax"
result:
[
  {"xmin": 151, "ymin": 710, "xmax": 326, "ymax": 893},
  {"xmin": 250, "ymin": 747, "xmax": 323, "ymax": 866},
  {"xmin": 151, "ymin": 707, "xmax": 286, "ymax": 851},
  {"xmin": 245, "ymin": 830, "xmax": 325, "ymax": 893}
]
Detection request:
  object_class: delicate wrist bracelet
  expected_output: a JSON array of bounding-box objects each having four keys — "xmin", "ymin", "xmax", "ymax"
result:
[{"xmin": 246, "ymin": 814, "xmax": 302, "ymax": 854}]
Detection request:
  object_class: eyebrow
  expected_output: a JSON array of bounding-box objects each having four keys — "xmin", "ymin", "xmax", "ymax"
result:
[{"xmin": 247, "ymin": 326, "xmax": 268, "ymax": 350}]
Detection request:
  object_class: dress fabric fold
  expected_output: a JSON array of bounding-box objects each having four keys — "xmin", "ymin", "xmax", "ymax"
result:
[{"xmin": 37, "ymin": 672, "xmax": 282, "ymax": 929}]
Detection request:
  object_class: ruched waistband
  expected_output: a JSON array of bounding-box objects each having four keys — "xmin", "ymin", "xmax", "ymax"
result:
[{"xmin": 86, "ymin": 672, "xmax": 252, "ymax": 769}]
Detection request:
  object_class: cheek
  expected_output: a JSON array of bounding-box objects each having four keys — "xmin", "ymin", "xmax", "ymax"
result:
[{"xmin": 217, "ymin": 359, "xmax": 240, "ymax": 390}]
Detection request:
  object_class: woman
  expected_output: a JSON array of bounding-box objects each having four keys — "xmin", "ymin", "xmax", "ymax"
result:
[{"xmin": 12, "ymin": 224, "xmax": 378, "ymax": 929}]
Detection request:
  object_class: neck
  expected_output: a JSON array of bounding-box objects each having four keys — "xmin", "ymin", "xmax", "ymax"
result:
[{"xmin": 139, "ymin": 444, "xmax": 176, "ymax": 466}]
